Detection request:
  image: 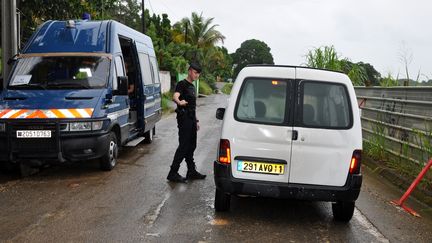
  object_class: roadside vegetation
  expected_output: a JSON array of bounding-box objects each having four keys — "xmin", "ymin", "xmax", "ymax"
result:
[
  {"xmin": 198, "ymin": 80, "xmax": 213, "ymax": 95},
  {"xmin": 161, "ymin": 91, "xmax": 174, "ymax": 114},
  {"xmin": 221, "ymin": 83, "xmax": 233, "ymax": 95}
]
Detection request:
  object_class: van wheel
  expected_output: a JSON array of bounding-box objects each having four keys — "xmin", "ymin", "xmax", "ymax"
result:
[
  {"xmin": 215, "ymin": 188, "xmax": 231, "ymax": 212},
  {"xmin": 144, "ymin": 127, "xmax": 154, "ymax": 144},
  {"xmin": 100, "ymin": 132, "xmax": 118, "ymax": 171},
  {"xmin": 332, "ymin": 201, "xmax": 355, "ymax": 222}
]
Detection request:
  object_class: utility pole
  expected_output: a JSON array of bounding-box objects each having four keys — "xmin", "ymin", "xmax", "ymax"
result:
[
  {"xmin": 1, "ymin": 0, "xmax": 18, "ymax": 89},
  {"xmin": 141, "ymin": 0, "xmax": 146, "ymax": 34}
]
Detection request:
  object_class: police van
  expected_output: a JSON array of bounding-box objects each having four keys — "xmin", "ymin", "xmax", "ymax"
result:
[
  {"xmin": 0, "ymin": 19, "xmax": 162, "ymax": 171},
  {"xmin": 214, "ymin": 65, "xmax": 362, "ymax": 221}
]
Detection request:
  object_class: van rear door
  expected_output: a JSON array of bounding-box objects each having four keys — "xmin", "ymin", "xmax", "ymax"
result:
[
  {"xmin": 228, "ymin": 70, "xmax": 295, "ymax": 183},
  {"xmin": 289, "ymin": 69, "xmax": 356, "ymax": 187}
]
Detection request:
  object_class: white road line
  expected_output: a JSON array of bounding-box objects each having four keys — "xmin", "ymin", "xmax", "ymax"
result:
[{"xmin": 354, "ymin": 208, "xmax": 389, "ymax": 243}]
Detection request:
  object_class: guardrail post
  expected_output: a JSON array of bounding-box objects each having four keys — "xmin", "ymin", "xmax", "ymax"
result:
[{"xmin": 391, "ymin": 159, "xmax": 432, "ymax": 217}]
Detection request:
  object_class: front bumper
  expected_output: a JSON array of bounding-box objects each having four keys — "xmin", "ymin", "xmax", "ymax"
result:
[
  {"xmin": 214, "ymin": 161, "xmax": 362, "ymax": 202},
  {"xmin": 0, "ymin": 120, "xmax": 110, "ymax": 163}
]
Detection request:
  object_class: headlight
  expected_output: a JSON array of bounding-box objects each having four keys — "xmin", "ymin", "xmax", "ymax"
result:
[
  {"xmin": 66, "ymin": 121, "xmax": 104, "ymax": 132},
  {"xmin": 69, "ymin": 122, "xmax": 92, "ymax": 131},
  {"xmin": 0, "ymin": 122, "xmax": 5, "ymax": 132},
  {"xmin": 92, "ymin": 121, "xmax": 103, "ymax": 130}
]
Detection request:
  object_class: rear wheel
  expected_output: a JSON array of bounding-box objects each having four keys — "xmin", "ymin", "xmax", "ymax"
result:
[
  {"xmin": 144, "ymin": 126, "xmax": 154, "ymax": 144},
  {"xmin": 332, "ymin": 201, "xmax": 355, "ymax": 222},
  {"xmin": 215, "ymin": 188, "xmax": 231, "ymax": 212},
  {"xmin": 100, "ymin": 132, "xmax": 118, "ymax": 171}
]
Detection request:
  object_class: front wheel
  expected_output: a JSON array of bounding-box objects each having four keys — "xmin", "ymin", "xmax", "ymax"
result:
[
  {"xmin": 215, "ymin": 188, "xmax": 231, "ymax": 212},
  {"xmin": 100, "ymin": 132, "xmax": 118, "ymax": 171},
  {"xmin": 332, "ymin": 201, "xmax": 355, "ymax": 222},
  {"xmin": 144, "ymin": 126, "xmax": 154, "ymax": 144}
]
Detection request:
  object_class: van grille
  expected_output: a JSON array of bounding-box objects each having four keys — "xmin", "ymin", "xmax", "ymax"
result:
[{"xmin": 9, "ymin": 122, "xmax": 59, "ymax": 156}]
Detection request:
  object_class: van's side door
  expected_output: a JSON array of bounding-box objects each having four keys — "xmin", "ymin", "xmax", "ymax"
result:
[
  {"xmin": 110, "ymin": 55, "xmax": 130, "ymax": 143},
  {"xmin": 137, "ymin": 51, "xmax": 160, "ymax": 131},
  {"xmin": 289, "ymin": 69, "xmax": 356, "ymax": 187}
]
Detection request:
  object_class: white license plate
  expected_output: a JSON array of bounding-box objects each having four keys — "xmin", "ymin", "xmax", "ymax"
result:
[
  {"xmin": 16, "ymin": 130, "xmax": 52, "ymax": 138},
  {"xmin": 237, "ymin": 161, "xmax": 285, "ymax": 175}
]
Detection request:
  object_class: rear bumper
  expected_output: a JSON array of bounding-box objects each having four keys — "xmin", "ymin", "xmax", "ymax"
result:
[{"xmin": 214, "ymin": 161, "xmax": 362, "ymax": 202}]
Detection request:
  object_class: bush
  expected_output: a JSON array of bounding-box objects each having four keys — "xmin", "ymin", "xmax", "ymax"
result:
[
  {"xmin": 199, "ymin": 80, "xmax": 213, "ymax": 95},
  {"xmin": 221, "ymin": 83, "xmax": 233, "ymax": 94},
  {"xmin": 162, "ymin": 91, "xmax": 174, "ymax": 113}
]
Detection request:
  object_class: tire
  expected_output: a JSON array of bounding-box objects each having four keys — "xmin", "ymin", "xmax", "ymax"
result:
[
  {"xmin": 215, "ymin": 188, "xmax": 231, "ymax": 212},
  {"xmin": 100, "ymin": 132, "xmax": 118, "ymax": 171},
  {"xmin": 332, "ymin": 201, "xmax": 355, "ymax": 222},
  {"xmin": 144, "ymin": 126, "xmax": 154, "ymax": 144}
]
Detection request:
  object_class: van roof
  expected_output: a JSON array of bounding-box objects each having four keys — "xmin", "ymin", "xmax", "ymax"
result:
[
  {"xmin": 245, "ymin": 64, "xmax": 345, "ymax": 74},
  {"xmin": 22, "ymin": 20, "xmax": 152, "ymax": 54}
]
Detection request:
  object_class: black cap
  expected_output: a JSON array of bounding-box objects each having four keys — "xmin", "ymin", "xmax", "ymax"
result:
[{"xmin": 189, "ymin": 62, "xmax": 202, "ymax": 73}]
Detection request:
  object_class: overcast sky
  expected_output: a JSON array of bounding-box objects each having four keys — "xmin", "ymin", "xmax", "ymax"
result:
[{"xmin": 147, "ymin": 0, "xmax": 431, "ymax": 80}]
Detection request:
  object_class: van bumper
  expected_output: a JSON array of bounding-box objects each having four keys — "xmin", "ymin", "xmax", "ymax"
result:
[
  {"xmin": 214, "ymin": 161, "xmax": 362, "ymax": 202},
  {"xmin": 0, "ymin": 121, "xmax": 110, "ymax": 163}
]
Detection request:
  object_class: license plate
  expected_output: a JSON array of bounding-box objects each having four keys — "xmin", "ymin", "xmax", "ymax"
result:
[
  {"xmin": 16, "ymin": 130, "xmax": 52, "ymax": 138},
  {"xmin": 237, "ymin": 161, "xmax": 284, "ymax": 175}
]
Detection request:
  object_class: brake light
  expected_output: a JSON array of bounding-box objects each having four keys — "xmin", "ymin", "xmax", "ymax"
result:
[
  {"xmin": 219, "ymin": 139, "xmax": 231, "ymax": 164},
  {"xmin": 349, "ymin": 150, "xmax": 362, "ymax": 174}
]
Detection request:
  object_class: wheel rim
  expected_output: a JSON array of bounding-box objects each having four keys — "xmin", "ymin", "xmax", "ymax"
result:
[
  {"xmin": 149, "ymin": 129, "xmax": 153, "ymax": 140},
  {"xmin": 108, "ymin": 139, "xmax": 117, "ymax": 166}
]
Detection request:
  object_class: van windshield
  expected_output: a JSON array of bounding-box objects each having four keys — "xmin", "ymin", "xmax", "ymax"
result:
[{"xmin": 8, "ymin": 56, "xmax": 110, "ymax": 90}]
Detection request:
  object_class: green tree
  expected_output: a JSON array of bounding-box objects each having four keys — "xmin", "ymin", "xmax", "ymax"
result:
[
  {"xmin": 306, "ymin": 45, "xmax": 341, "ymax": 71},
  {"xmin": 305, "ymin": 46, "xmax": 374, "ymax": 86},
  {"xmin": 173, "ymin": 12, "xmax": 225, "ymax": 49},
  {"xmin": 231, "ymin": 39, "xmax": 274, "ymax": 79},
  {"xmin": 18, "ymin": 0, "xmax": 117, "ymax": 46}
]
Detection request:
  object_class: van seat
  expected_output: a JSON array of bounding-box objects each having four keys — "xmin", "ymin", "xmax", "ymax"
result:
[
  {"xmin": 303, "ymin": 104, "xmax": 317, "ymax": 125},
  {"xmin": 254, "ymin": 101, "xmax": 267, "ymax": 118}
]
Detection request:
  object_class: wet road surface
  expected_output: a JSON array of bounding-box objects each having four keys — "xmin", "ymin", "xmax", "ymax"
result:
[{"xmin": 1, "ymin": 93, "xmax": 432, "ymax": 242}]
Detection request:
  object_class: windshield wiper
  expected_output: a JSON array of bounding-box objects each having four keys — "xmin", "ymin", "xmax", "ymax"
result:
[
  {"xmin": 9, "ymin": 83, "xmax": 47, "ymax": 90},
  {"xmin": 47, "ymin": 82, "xmax": 91, "ymax": 89}
]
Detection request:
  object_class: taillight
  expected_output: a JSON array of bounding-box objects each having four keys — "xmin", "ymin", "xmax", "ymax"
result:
[
  {"xmin": 219, "ymin": 139, "xmax": 231, "ymax": 164},
  {"xmin": 349, "ymin": 150, "xmax": 362, "ymax": 174}
]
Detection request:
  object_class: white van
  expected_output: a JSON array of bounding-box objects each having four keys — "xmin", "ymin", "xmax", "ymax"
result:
[{"xmin": 214, "ymin": 65, "xmax": 362, "ymax": 222}]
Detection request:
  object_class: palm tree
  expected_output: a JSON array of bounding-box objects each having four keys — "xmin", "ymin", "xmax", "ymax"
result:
[{"xmin": 173, "ymin": 12, "xmax": 225, "ymax": 48}]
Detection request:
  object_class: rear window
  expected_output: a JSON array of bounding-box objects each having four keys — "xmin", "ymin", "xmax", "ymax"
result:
[
  {"xmin": 300, "ymin": 81, "xmax": 352, "ymax": 129},
  {"xmin": 235, "ymin": 78, "xmax": 289, "ymax": 125}
]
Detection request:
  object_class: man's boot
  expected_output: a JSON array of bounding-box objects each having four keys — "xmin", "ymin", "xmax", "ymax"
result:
[
  {"xmin": 186, "ymin": 169, "xmax": 206, "ymax": 180},
  {"xmin": 167, "ymin": 171, "xmax": 187, "ymax": 183}
]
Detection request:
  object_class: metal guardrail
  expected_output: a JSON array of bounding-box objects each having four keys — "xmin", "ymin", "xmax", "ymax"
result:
[{"xmin": 355, "ymin": 87, "xmax": 432, "ymax": 166}]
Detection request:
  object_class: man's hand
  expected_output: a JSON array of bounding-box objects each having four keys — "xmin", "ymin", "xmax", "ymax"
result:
[{"xmin": 178, "ymin": 100, "xmax": 188, "ymax": 106}]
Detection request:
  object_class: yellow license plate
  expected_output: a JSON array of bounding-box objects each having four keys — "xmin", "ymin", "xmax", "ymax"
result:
[{"xmin": 237, "ymin": 161, "xmax": 284, "ymax": 175}]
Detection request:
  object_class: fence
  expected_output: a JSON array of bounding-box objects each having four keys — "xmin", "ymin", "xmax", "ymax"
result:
[{"xmin": 355, "ymin": 87, "xmax": 432, "ymax": 166}]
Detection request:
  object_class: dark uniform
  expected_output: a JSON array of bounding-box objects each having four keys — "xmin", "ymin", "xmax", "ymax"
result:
[{"xmin": 167, "ymin": 79, "xmax": 205, "ymax": 182}]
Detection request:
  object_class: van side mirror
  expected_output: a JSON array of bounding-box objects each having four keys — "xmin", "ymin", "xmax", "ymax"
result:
[
  {"xmin": 113, "ymin": 76, "xmax": 128, "ymax": 96},
  {"xmin": 7, "ymin": 54, "xmax": 18, "ymax": 65},
  {"xmin": 216, "ymin": 108, "xmax": 225, "ymax": 120}
]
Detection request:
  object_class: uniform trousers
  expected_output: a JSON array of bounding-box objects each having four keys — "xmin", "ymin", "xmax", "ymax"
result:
[{"xmin": 170, "ymin": 111, "xmax": 197, "ymax": 172}]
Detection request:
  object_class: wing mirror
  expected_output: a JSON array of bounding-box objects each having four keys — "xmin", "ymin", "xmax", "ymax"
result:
[
  {"xmin": 216, "ymin": 108, "xmax": 225, "ymax": 120},
  {"xmin": 113, "ymin": 76, "xmax": 128, "ymax": 96}
]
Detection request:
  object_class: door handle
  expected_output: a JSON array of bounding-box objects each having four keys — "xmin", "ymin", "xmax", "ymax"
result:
[{"xmin": 292, "ymin": 130, "xmax": 298, "ymax": 140}]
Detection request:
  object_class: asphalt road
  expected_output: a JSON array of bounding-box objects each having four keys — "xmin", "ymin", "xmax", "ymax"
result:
[{"xmin": 1, "ymin": 93, "xmax": 432, "ymax": 242}]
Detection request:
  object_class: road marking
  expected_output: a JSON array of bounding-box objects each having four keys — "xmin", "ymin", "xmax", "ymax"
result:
[
  {"xmin": 354, "ymin": 208, "xmax": 389, "ymax": 243},
  {"xmin": 145, "ymin": 193, "xmax": 170, "ymax": 226}
]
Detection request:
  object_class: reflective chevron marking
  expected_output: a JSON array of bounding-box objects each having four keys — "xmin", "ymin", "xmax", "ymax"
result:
[{"xmin": 0, "ymin": 109, "xmax": 94, "ymax": 119}]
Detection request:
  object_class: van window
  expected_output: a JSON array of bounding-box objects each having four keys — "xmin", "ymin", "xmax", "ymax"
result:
[
  {"xmin": 300, "ymin": 81, "xmax": 352, "ymax": 128},
  {"xmin": 8, "ymin": 56, "xmax": 110, "ymax": 89},
  {"xmin": 235, "ymin": 78, "xmax": 288, "ymax": 124},
  {"xmin": 113, "ymin": 56, "xmax": 125, "ymax": 90},
  {"xmin": 138, "ymin": 53, "xmax": 153, "ymax": 85},
  {"xmin": 150, "ymin": 57, "xmax": 160, "ymax": 83}
]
